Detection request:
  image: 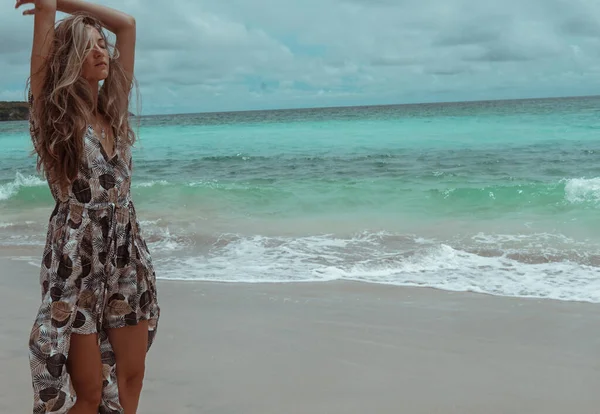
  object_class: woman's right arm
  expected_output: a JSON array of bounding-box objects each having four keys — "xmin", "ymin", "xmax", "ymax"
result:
[{"xmin": 16, "ymin": 0, "xmax": 57, "ymax": 101}]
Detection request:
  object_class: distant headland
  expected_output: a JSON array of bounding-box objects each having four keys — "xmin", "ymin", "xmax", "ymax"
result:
[
  {"xmin": 0, "ymin": 102, "xmax": 137, "ymax": 121},
  {"xmin": 0, "ymin": 101, "xmax": 29, "ymax": 121}
]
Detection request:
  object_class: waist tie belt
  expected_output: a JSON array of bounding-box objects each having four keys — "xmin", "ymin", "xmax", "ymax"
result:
[{"xmin": 58, "ymin": 198, "xmax": 133, "ymax": 334}]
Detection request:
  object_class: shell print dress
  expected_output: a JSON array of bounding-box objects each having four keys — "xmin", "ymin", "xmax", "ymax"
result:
[{"xmin": 28, "ymin": 96, "xmax": 160, "ymax": 414}]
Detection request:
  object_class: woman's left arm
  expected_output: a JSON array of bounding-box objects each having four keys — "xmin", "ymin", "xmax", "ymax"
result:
[{"xmin": 58, "ymin": 0, "xmax": 136, "ymax": 82}]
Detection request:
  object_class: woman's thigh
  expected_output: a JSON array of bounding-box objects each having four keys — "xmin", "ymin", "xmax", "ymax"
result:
[{"xmin": 67, "ymin": 333, "xmax": 103, "ymax": 397}]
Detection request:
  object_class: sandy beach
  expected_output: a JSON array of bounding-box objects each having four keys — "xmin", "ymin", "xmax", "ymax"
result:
[{"xmin": 1, "ymin": 254, "xmax": 599, "ymax": 413}]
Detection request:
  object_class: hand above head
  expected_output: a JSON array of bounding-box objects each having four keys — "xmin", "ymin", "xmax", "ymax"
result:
[{"xmin": 15, "ymin": 0, "xmax": 56, "ymax": 15}]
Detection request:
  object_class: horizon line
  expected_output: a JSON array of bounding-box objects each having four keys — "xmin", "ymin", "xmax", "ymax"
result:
[
  {"xmin": 2, "ymin": 92, "xmax": 599, "ymax": 118},
  {"xmin": 141, "ymin": 92, "xmax": 600, "ymax": 118}
]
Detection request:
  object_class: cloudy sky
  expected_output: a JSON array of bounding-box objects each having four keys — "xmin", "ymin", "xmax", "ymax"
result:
[{"xmin": 2, "ymin": 0, "xmax": 600, "ymax": 114}]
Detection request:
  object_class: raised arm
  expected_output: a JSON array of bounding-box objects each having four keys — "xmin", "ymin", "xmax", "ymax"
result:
[
  {"xmin": 17, "ymin": 0, "xmax": 57, "ymax": 101},
  {"xmin": 57, "ymin": 0, "xmax": 136, "ymax": 85}
]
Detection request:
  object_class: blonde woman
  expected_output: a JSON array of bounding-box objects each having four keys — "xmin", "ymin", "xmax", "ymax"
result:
[{"xmin": 16, "ymin": 0, "xmax": 160, "ymax": 413}]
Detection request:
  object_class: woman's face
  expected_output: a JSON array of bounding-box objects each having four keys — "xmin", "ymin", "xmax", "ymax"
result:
[{"xmin": 81, "ymin": 26, "xmax": 109, "ymax": 83}]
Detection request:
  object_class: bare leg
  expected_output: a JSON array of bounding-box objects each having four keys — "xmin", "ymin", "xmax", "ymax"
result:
[
  {"xmin": 67, "ymin": 333, "xmax": 103, "ymax": 414},
  {"xmin": 107, "ymin": 321, "xmax": 149, "ymax": 414}
]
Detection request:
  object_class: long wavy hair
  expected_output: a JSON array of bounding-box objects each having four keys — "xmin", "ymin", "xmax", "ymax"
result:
[{"xmin": 28, "ymin": 13, "xmax": 138, "ymax": 189}]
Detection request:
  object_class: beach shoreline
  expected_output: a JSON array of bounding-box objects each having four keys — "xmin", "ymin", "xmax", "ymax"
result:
[
  {"xmin": 1, "ymin": 255, "xmax": 599, "ymax": 413},
  {"xmin": 3, "ymin": 96, "xmax": 600, "ymax": 306}
]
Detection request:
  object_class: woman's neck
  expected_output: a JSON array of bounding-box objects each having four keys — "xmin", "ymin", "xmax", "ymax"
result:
[{"xmin": 87, "ymin": 80, "xmax": 100, "ymax": 116}]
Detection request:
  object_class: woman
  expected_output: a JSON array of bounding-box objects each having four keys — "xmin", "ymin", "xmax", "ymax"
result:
[{"xmin": 16, "ymin": 0, "xmax": 160, "ymax": 413}]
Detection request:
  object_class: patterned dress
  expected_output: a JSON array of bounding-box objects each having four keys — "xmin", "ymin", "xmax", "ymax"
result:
[{"xmin": 28, "ymin": 95, "xmax": 160, "ymax": 414}]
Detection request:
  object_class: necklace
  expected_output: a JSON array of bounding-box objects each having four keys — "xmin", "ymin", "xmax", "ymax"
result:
[{"xmin": 94, "ymin": 113, "xmax": 105, "ymax": 140}]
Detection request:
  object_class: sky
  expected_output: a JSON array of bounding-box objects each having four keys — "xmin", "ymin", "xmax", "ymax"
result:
[{"xmin": 2, "ymin": 0, "xmax": 600, "ymax": 115}]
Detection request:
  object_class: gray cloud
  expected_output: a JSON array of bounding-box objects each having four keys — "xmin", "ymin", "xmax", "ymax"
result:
[
  {"xmin": 370, "ymin": 56, "xmax": 419, "ymax": 67},
  {"xmin": 1, "ymin": 0, "xmax": 600, "ymax": 113},
  {"xmin": 560, "ymin": 16, "xmax": 600, "ymax": 38},
  {"xmin": 465, "ymin": 44, "xmax": 534, "ymax": 63},
  {"xmin": 428, "ymin": 67, "xmax": 470, "ymax": 76},
  {"xmin": 433, "ymin": 25, "xmax": 501, "ymax": 47}
]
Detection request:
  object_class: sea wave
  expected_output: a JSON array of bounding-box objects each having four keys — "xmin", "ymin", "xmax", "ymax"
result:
[
  {"xmin": 0, "ymin": 172, "xmax": 46, "ymax": 201},
  {"xmin": 2, "ymin": 218, "xmax": 598, "ymax": 302},
  {"xmin": 430, "ymin": 177, "xmax": 600, "ymax": 209},
  {"xmin": 3, "ymin": 174, "xmax": 598, "ymax": 217},
  {"xmin": 151, "ymin": 231, "xmax": 600, "ymax": 303},
  {"xmin": 563, "ymin": 177, "xmax": 600, "ymax": 205},
  {"xmin": 132, "ymin": 180, "xmax": 169, "ymax": 188}
]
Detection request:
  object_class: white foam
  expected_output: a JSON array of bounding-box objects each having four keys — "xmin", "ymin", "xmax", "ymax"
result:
[
  {"xmin": 0, "ymin": 234, "xmax": 45, "ymax": 246},
  {"xmin": 132, "ymin": 180, "xmax": 169, "ymax": 188},
  {"xmin": 187, "ymin": 180, "xmax": 221, "ymax": 188},
  {"xmin": 336, "ymin": 244, "xmax": 600, "ymax": 303},
  {"xmin": 152, "ymin": 232, "xmax": 600, "ymax": 303},
  {"xmin": 154, "ymin": 232, "xmax": 387, "ymax": 283},
  {"xmin": 0, "ymin": 221, "xmax": 37, "ymax": 228},
  {"xmin": 143, "ymin": 225, "xmax": 188, "ymax": 252},
  {"xmin": 139, "ymin": 219, "xmax": 162, "ymax": 226},
  {"xmin": 0, "ymin": 172, "xmax": 46, "ymax": 201},
  {"xmin": 469, "ymin": 231, "xmax": 593, "ymax": 252},
  {"xmin": 564, "ymin": 177, "xmax": 600, "ymax": 205}
]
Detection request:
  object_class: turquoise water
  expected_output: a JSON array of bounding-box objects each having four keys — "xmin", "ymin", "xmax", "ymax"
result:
[{"xmin": 1, "ymin": 97, "xmax": 599, "ymax": 302}]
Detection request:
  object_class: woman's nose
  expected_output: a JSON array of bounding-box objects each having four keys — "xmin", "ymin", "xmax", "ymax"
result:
[{"xmin": 92, "ymin": 44, "xmax": 103, "ymax": 55}]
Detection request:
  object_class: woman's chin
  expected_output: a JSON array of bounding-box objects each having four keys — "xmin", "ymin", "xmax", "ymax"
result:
[{"xmin": 93, "ymin": 71, "xmax": 109, "ymax": 82}]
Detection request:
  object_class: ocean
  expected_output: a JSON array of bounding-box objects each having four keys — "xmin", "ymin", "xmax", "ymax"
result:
[{"xmin": 1, "ymin": 97, "xmax": 599, "ymax": 302}]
